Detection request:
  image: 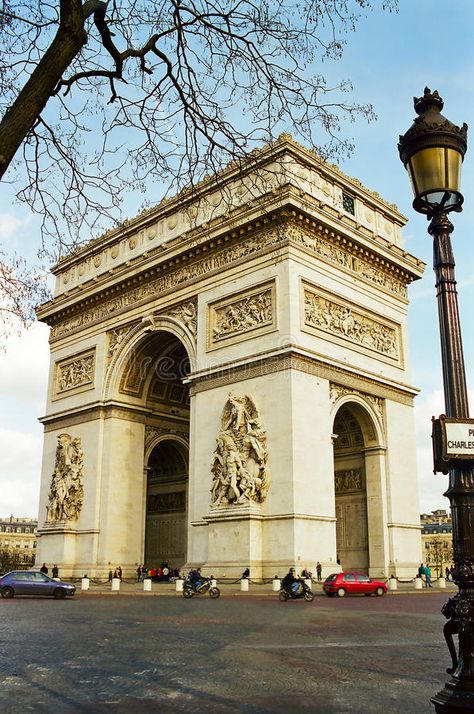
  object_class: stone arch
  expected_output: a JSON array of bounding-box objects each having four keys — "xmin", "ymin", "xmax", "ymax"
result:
[
  {"xmin": 330, "ymin": 393, "xmax": 384, "ymax": 448},
  {"xmin": 103, "ymin": 314, "xmax": 197, "ymax": 402},
  {"xmin": 331, "ymin": 394, "xmax": 388, "ymax": 576},
  {"xmin": 144, "ymin": 436, "xmax": 189, "ymax": 569}
]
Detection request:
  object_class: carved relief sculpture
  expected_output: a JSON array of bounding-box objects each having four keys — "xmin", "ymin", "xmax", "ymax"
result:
[
  {"xmin": 303, "ymin": 289, "xmax": 399, "ymax": 359},
  {"xmin": 46, "ymin": 434, "xmax": 84, "ymax": 522},
  {"xmin": 210, "ymin": 393, "xmax": 270, "ymax": 506},
  {"xmin": 335, "ymin": 469, "xmax": 363, "ymax": 493},
  {"xmin": 56, "ymin": 351, "xmax": 95, "ymax": 394},
  {"xmin": 212, "ymin": 289, "xmax": 272, "ymax": 342}
]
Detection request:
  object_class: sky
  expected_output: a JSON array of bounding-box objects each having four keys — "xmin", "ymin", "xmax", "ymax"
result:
[{"xmin": 1, "ymin": 0, "xmax": 474, "ymax": 518}]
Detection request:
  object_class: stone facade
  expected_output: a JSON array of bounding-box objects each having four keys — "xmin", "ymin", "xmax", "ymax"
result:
[
  {"xmin": 0, "ymin": 516, "xmax": 37, "ymax": 567},
  {"xmin": 35, "ymin": 136, "xmax": 425, "ymax": 579}
]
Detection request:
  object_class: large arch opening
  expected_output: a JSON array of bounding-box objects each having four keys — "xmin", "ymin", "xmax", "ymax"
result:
[
  {"xmin": 117, "ymin": 329, "xmax": 191, "ymax": 570},
  {"xmin": 332, "ymin": 404, "xmax": 369, "ymax": 572},
  {"xmin": 145, "ymin": 439, "xmax": 188, "ymax": 568}
]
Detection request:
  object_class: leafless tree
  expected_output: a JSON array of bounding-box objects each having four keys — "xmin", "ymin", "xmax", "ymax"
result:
[{"xmin": 0, "ymin": 0, "xmax": 397, "ymax": 326}]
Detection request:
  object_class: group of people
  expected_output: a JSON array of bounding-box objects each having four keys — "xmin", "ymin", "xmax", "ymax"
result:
[
  {"xmin": 418, "ymin": 562, "xmax": 456, "ymax": 587},
  {"xmin": 40, "ymin": 563, "xmax": 59, "ymax": 579},
  {"xmin": 108, "ymin": 566, "xmax": 123, "ymax": 582},
  {"xmin": 417, "ymin": 562, "xmax": 432, "ymax": 587},
  {"xmin": 301, "ymin": 563, "xmax": 323, "ymax": 581},
  {"xmin": 135, "ymin": 563, "xmax": 179, "ymax": 582}
]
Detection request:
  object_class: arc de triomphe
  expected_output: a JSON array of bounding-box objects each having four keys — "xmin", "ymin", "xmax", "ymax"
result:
[{"xmin": 36, "ymin": 136, "xmax": 425, "ymax": 579}]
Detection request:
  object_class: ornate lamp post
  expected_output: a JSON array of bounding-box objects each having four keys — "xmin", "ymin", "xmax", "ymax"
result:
[{"xmin": 399, "ymin": 87, "xmax": 474, "ymax": 712}]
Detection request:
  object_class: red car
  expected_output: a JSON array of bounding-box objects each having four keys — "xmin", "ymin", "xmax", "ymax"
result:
[{"xmin": 323, "ymin": 572, "xmax": 387, "ymax": 598}]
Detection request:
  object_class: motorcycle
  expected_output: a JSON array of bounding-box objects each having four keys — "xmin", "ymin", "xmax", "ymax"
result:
[
  {"xmin": 183, "ymin": 576, "xmax": 220, "ymax": 599},
  {"xmin": 279, "ymin": 579, "xmax": 314, "ymax": 602}
]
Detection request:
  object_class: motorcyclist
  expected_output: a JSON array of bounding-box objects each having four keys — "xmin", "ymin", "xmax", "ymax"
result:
[
  {"xmin": 281, "ymin": 567, "xmax": 301, "ymax": 595},
  {"xmin": 188, "ymin": 568, "xmax": 204, "ymax": 591}
]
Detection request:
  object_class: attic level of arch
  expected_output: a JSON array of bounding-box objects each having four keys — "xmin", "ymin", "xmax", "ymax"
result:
[{"xmin": 38, "ymin": 205, "xmax": 423, "ymax": 343}]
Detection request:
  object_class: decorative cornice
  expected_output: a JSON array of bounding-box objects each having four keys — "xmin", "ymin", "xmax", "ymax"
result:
[
  {"xmin": 40, "ymin": 208, "xmax": 421, "ymax": 343},
  {"xmin": 188, "ymin": 348, "xmax": 416, "ymax": 406},
  {"xmin": 53, "ymin": 134, "xmax": 407, "ymax": 272}
]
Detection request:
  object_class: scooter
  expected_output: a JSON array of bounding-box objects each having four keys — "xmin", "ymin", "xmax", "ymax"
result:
[
  {"xmin": 183, "ymin": 576, "xmax": 220, "ymax": 599},
  {"xmin": 279, "ymin": 579, "xmax": 314, "ymax": 602}
]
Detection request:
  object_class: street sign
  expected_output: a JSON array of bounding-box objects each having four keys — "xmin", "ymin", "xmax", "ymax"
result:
[{"xmin": 432, "ymin": 415, "xmax": 474, "ymax": 473}]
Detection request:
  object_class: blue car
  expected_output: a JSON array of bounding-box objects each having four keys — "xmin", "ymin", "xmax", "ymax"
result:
[{"xmin": 0, "ymin": 570, "xmax": 76, "ymax": 599}]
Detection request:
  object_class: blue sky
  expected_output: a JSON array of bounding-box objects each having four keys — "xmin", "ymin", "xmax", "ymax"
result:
[{"xmin": 1, "ymin": 0, "xmax": 474, "ymax": 517}]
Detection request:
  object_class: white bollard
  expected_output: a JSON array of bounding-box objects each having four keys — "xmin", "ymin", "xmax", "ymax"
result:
[
  {"xmin": 81, "ymin": 577, "xmax": 90, "ymax": 591},
  {"xmin": 304, "ymin": 578, "xmax": 312, "ymax": 589},
  {"xmin": 414, "ymin": 577, "xmax": 423, "ymax": 590},
  {"xmin": 437, "ymin": 576, "xmax": 446, "ymax": 589},
  {"xmin": 143, "ymin": 578, "xmax": 152, "ymax": 592},
  {"xmin": 272, "ymin": 578, "xmax": 281, "ymax": 591},
  {"xmin": 388, "ymin": 577, "xmax": 398, "ymax": 591},
  {"xmin": 240, "ymin": 578, "xmax": 249, "ymax": 591},
  {"xmin": 175, "ymin": 578, "xmax": 184, "ymax": 592},
  {"xmin": 111, "ymin": 577, "xmax": 120, "ymax": 591}
]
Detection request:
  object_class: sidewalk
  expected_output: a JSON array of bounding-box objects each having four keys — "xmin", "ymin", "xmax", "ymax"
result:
[{"xmin": 75, "ymin": 577, "xmax": 458, "ymax": 597}]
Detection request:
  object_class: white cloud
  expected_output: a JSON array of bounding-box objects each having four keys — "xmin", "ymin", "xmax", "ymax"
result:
[
  {"xmin": 0, "ymin": 321, "xmax": 50, "ymax": 412},
  {"xmin": 0, "ymin": 211, "xmax": 32, "ymax": 242},
  {"xmin": 0, "ymin": 426, "xmax": 42, "ymax": 518},
  {"xmin": 0, "ymin": 321, "xmax": 49, "ymax": 517}
]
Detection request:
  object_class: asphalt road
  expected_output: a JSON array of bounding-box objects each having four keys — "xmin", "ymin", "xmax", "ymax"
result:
[{"xmin": 0, "ymin": 591, "xmax": 450, "ymax": 713}]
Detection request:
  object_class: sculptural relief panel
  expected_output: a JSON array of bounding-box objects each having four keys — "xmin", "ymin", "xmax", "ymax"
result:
[
  {"xmin": 54, "ymin": 349, "xmax": 96, "ymax": 398},
  {"xmin": 302, "ymin": 283, "xmax": 401, "ymax": 365},
  {"xmin": 46, "ymin": 433, "xmax": 84, "ymax": 523},
  {"xmin": 207, "ymin": 281, "xmax": 276, "ymax": 350},
  {"xmin": 335, "ymin": 469, "xmax": 363, "ymax": 493},
  {"xmin": 210, "ymin": 393, "xmax": 270, "ymax": 507}
]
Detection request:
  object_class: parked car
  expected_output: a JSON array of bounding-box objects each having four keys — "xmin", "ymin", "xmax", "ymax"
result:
[
  {"xmin": 0, "ymin": 571, "xmax": 76, "ymax": 599},
  {"xmin": 323, "ymin": 572, "xmax": 387, "ymax": 598}
]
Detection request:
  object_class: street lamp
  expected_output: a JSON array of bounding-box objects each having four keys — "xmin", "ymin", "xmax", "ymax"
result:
[{"xmin": 399, "ymin": 87, "xmax": 474, "ymax": 713}]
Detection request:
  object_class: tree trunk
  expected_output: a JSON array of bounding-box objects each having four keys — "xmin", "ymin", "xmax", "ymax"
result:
[{"xmin": 0, "ymin": 17, "xmax": 87, "ymax": 179}]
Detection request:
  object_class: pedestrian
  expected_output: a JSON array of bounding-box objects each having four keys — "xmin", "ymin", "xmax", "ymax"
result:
[
  {"xmin": 242, "ymin": 567, "xmax": 250, "ymax": 579},
  {"xmin": 417, "ymin": 562, "xmax": 424, "ymax": 584},
  {"xmin": 108, "ymin": 569, "xmax": 113, "ymax": 583},
  {"xmin": 113, "ymin": 569, "xmax": 118, "ymax": 579},
  {"xmin": 52, "ymin": 564, "xmax": 59, "ymax": 579},
  {"xmin": 117, "ymin": 565, "xmax": 122, "ymax": 580},
  {"xmin": 40, "ymin": 563, "xmax": 48, "ymax": 575},
  {"xmin": 136, "ymin": 565, "xmax": 141, "ymax": 582},
  {"xmin": 424, "ymin": 563, "xmax": 432, "ymax": 588},
  {"xmin": 445, "ymin": 566, "xmax": 450, "ymax": 581},
  {"xmin": 316, "ymin": 562, "xmax": 322, "ymax": 581}
]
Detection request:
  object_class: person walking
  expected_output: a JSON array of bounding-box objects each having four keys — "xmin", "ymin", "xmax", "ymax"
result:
[
  {"xmin": 40, "ymin": 563, "xmax": 48, "ymax": 575},
  {"xmin": 136, "ymin": 565, "xmax": 141, "ymax": 582},
  {"xmin": 108, "ymin": 569, "xmax": 113, "ymax": 583},
  {"xmin": 316, "ymin": 562, "xmax": 322, "ymax": 581},
  {"xmin": 117, "ymin": 566, "xmax": 123, "ymax": 580},
  {"xmin": 424, "ymin": 563, "xmax": 432, "ymax": 588},
  {"xmin": 52, "ymin": 564, "xmax": 59, "ymax": 579}
]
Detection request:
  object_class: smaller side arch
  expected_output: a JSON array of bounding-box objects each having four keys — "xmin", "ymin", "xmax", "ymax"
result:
[{"xmin": 330, "ymin": 393, "xmax": 385, "ymax": 448}]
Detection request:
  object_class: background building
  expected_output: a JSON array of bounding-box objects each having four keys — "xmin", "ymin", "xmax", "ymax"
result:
[
  {"xmin": 420, "ymin": 509, "xmax": 453, "ymax": 577},
  {"xmin": 0, "ymin": 515, "xmax": 37, "ymax": 572}
]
